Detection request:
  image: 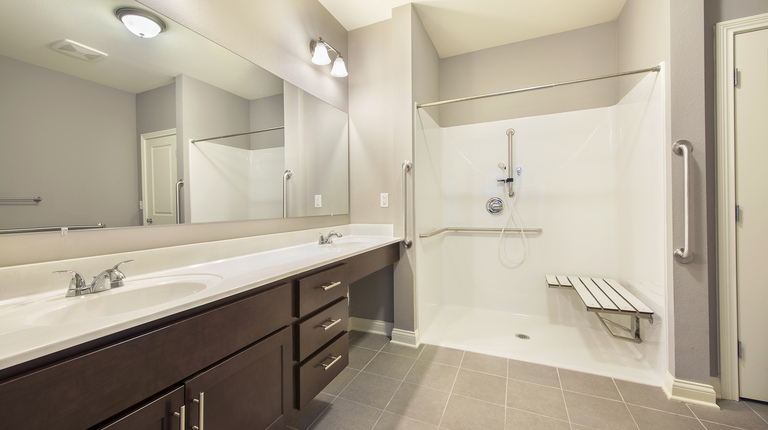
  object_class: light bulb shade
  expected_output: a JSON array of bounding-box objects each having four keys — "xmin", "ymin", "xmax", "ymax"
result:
[
  {"xmin": 311, "ymin": 42, "xmax": 331, "ymax": 65},
  {"xmin": 330, "ymin": 56, "xmax": 348, "ymax": 77},
  {"xmin": 116, "ymin": 8, "xmax": 166, "ymax": 38}
]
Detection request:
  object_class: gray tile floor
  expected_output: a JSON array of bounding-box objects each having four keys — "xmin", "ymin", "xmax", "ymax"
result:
[{"xmin": 288, "ymin": 331, "xmax": 768, "ymax": 430}]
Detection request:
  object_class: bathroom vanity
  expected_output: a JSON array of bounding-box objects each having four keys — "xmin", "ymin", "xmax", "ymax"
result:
[{"xmin": 0, "ymin": 237, "xmax": 399, "ymax": 430}]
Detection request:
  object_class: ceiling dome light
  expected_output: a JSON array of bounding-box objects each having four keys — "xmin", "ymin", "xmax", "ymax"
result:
[
  {"xmin": 116, "ymin": 8, "xmax": 166, "ymax": 38},
  {"xmin": 330, "ymin": 56, "xmax": 348, "ymax": 78},
  {"xmin": 311, "ymin": 39, "xmax": 331, "ymax": 65}
]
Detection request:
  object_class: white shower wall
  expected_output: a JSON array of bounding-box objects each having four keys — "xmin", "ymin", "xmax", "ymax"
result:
[
  {"xmin": 189, "ymin": 142, "xmax": 284, "ymax": 223},
  {"xmin": 415, "ymin": 69, "xmax": 667, "ymax": 383}
]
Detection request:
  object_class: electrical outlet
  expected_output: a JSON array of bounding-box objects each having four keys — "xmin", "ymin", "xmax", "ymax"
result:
[
  {"xmin": 380, "ymin": 193, "xmax": 389, "ymax": 207},
  {"xmin": 314, "ymin": 194, "xmax": 322, "ymax": 208}
]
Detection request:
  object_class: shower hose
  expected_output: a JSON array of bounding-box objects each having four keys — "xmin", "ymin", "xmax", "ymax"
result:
[{"xmin": 498, "ymin": 170, "xmax": 529, "ymax": 268}]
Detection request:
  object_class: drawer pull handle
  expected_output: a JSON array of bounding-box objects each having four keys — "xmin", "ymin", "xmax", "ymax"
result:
[
  {"xmin": 321, "ymin": 281, "xmax": 342, "ymax": 291},
  {"xmin": 321, "ymin": 355, "xmax": 342, "ymax": 370},
  {"xmin": 320, "ymin": 318, "xmax": 342, "ymax": 330},
  {"xmin": 173, "ymin": 405, "xmax": 185, "ymax": 430},
  {"xmin": 192, "ymin": 392, "xmax": 204, "ymax": 430}
]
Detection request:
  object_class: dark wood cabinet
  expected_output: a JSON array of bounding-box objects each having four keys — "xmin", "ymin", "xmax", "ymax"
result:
[
  {"xmin": 96, "ymin": 387, "xmax": 184, "ymax": 430},
  {"xmin": 0, "ymin": 242, "xmax": 400, "ymax": 430},
  {"xmin": 184, "ymin": 327, "xmax": 292, "ymax": 430}
]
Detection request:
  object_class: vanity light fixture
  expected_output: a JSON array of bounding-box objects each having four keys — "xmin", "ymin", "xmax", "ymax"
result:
[
  {"xmin": 115, "ymin": 7, "xmax": 166, "ymax": 38},
  {"xmin": 310, "ymin": 37, "xmax": 347, "ymax": 77}
]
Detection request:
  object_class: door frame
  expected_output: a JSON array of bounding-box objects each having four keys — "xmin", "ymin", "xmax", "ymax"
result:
[
  {"xmin": 140, "ymin": 128, "xmax": 177, "ymax": 226},
  {"xmin": 715, "ymin": 12, "xmax": 768, "ymax": 401}
]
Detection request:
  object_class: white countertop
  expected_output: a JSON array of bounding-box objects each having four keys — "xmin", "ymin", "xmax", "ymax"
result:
[{"xmin": 0, "ymin": 233, "xmax": 400, "ymax": 372}]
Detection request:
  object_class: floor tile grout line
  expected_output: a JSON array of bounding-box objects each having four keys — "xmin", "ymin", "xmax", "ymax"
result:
[
  {"xmin": 612, "ymin": 377, "xmax": 641, "ymax": 430},
  {"xmin": 504, "ymin": 357, "xmax": 509, "ymax": 430},
  {"xmin": 744, "ymin": 401, "xmax": 768, "ymax": 425},
  {"xmin": 556, "ymin": 368, "xmax": 574, "ymax": 430},
  {"xmin": 436, "ymin": 350, "xmax": 465, "ymax": 429},
  {"xmin": 624, "ymin": 402, "xmax": 711, "ymax": 421},
  {"xmin": 370, "ymin": 339, "xmax": 425, "ymax": 429},
  {"xmin": 304, "ymin": 392, "xmax": 339, "ymax": 430},
  {"xmin": 505, "ymin": 406, "xmax": 572, "ymax": 424},
  {"xmin": 698, "ymin": 419, "xmax": 752, "ymax": 430}
]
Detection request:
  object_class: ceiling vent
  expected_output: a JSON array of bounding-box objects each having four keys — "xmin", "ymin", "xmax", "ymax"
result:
[{"xmin": 50, "ymin": 39, "xmax": 108, "ymax": 62}]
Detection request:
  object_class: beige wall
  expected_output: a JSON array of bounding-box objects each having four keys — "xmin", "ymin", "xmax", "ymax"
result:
[
  {"xmin": 0, "ymin": 55, "xmax": 140, "ymax": 231},
  {"xmin": 438, "ymin": 23, "xmax": 618, "ymax": 127}
]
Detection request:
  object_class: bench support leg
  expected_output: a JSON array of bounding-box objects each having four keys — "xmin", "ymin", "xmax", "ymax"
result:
[{"xmin": 595, "ymin": 313, "xmax": 642, "ymax": 343}]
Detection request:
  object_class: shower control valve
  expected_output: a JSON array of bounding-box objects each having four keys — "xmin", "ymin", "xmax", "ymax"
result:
[{"xmin": 486, "ymin": 197, "xmax": 504, "ymax": 214}]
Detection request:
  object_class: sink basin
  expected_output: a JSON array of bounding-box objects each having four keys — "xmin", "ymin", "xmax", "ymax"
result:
[{"xmin": 27, "ymin": 274, "xmax": 221, "ymax": 326}]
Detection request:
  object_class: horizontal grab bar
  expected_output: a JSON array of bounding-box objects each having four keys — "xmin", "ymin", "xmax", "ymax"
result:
[
  {"xmin": 0, "ymin": 223, "xmax": 106, "ymax": 235},
  {"xmin": 419, "ymin": 227, "xmax": 542, "ymax": 238},
  {"xmin": 0, "ymin": 197, "xmax": 42, "ymax": 203}
]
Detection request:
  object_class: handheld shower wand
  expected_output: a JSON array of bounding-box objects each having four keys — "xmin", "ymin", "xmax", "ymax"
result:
[{"xmin": 498, "ymin": 129, "xmax": 515, "ymax": 197}]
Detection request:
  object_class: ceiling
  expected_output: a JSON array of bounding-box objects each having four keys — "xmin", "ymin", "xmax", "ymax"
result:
[
  {"xmin": 0, "ymin": 0, "xmax": 283, "ymax": 98},
  {"xmin": 318, "ymin": 0, "xmax": 628, "ymax": 58}
]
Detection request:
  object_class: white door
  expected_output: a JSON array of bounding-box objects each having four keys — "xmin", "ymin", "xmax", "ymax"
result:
[
  {"xmin": 141, "ymin": 130, "xmax": 178, "ymax": 226},
  {"xmin": 734, "ymin": 28, "xmax": 768, "ymax": 402}
]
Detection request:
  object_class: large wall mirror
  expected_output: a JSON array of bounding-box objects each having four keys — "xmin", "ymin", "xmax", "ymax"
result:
[{"xmin": 0, "ymin": 0, "xmax": 349, "ymax": 233}]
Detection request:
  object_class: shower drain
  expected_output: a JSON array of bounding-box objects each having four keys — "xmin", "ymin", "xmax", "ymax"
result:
[{"xmin": 515, "ymin": 333, "xmax": 531, "ymax": 340}]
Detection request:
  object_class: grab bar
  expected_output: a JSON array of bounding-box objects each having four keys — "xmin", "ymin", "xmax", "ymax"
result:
[
  {"xmin": 0, "ymin": 223, "xmax": 106, "ymax": 234},
  {"xmin": 402, "ymin": 160, "xmax": 413, "ymax": 248},
  {"xmin": 283, "ymin": 170, "xmax": 292, "ymax": 218},
  {"xmin": 506, "ymin": 129, "xmax": 515, "ymax": 197},
  {"xmin": 672, "ymin": 140, "xmax": 693, "ymax": 263},
  {"xmin": 0, "ymin": 197, "xmax": 42, "ymax": 204},
  {"xmin": 175, "ymin": 179, "xmax": 184, "ymax": 224},
  {"xmin": 419, "ymin": 227, "xmax": 542, "ymax": 239}
]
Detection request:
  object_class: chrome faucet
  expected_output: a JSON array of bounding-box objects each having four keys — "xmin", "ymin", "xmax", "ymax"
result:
[
  {"xmin": 318, "ymin": 231, "xmax": 343, "ymax": 244},
  {"xmin": 53, "ymin": 260, "xmax": 132, "ymax": 297}
]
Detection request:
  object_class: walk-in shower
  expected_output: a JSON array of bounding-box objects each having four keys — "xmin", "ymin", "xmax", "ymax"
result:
[{"xmin": 413, "ymin": 66, "xmax": 668, "ymax": 385}]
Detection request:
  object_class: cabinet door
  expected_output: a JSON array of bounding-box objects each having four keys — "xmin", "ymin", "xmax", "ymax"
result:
[
  {"xmin": 185, "ymin": 327, "xmax": 292, "ymax": 430},
  {"xmin": 96, "ymin": 387, "xmax": 184, "ymax": 430}
]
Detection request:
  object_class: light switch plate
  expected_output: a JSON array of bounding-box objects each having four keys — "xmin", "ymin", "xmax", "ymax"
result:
[
  {"xmin": 315, "ymin": 195, "xmax": 322, "ymax": 207},
  {"xmin": 380, "ymin": 193, "xmax": 389, "ymax": 207}
]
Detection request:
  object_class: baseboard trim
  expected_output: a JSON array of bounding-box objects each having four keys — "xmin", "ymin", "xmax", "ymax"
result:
[
  {"xmin": 348, "ymin": 317, "xmax": 393, "ymax": 337},
  {"xmin": 390, "ymin": 328, "xmax": 420, "ymax": 347},
  {"xmin": 663, "ymin": 372, "xmax": 719, "ymax": 408}
]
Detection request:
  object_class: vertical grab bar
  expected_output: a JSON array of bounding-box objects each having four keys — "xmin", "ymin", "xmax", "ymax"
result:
[
  {"xmin": 506, "ymin": 129, "xmax": 515, "ymax": 197},
  {"xmin": 402, "ymin": 160, "xmax": 413, "ymax": 248},
  {"xmin": 283, "ymin": 170, "xmax": 292, "ymax": 218},
  {"xmin": 672, "ymin": 140, "xmax": 693, "ymax": 263},
  {"xmin": 175, "ymin": 179, "xmax": 184, "ymax": 224}
]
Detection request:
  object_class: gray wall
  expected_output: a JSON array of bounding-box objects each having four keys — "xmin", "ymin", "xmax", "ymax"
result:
[
  {"xmin": 349, "ymin": 20, "xmax": 394, "ymax": 225},
  {"xmin": 438, "ymin": 22, "xmax": 618, "ymax": 127},
  {"xmin": 389, "ymin": 4, "xmax": 441, "ymax": 332},
  {"xmin": 250, "ymin": 94, "xmax": 284, "ymax": 150},
  {"xmin": 0, "ymin": 55, "xmax": 140, "ymax": 230},
  {"xmin": 0, "ymin": 0, "xmax": 349, "ymax": 267},
  {"xmin": 136, "ymin": 83, "xmax": 176, "ymax": 136}
]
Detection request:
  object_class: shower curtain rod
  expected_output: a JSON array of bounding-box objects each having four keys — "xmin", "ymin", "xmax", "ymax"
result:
[
  {"xmin": 416, "ymin": 66, "xmax": 661, "ymax": 108},
  {"xmin": 191, "ymin": 126, "xmax": 284, "ymax": 143}
]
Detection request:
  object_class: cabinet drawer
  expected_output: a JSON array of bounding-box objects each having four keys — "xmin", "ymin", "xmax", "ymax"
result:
[
  {"xmin": 298, "ymin": 264, "xmax": 347, "ymax": 317},
  {"xmin": 298, "ymin": 298, "xmax": 348, "ymax": 361},
  {"xmin": 298, "ymin": 332, "xmax": 349, "ymax": 409}
]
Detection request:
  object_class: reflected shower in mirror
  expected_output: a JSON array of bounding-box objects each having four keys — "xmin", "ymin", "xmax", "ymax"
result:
[{"xmin": 0, "ymin": 0, "xmax": 349, "ymax": 233}]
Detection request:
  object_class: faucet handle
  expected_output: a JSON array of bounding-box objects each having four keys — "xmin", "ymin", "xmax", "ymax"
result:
[
  {"xmin": 107, "ymin": 260, "xmax": 133, "ymax": 287},
  {"xmin": 53, "ymin": 270, "xmax": 88, "ymax": 297},
  {"xmin": 110, "ymin": 260, "xmax": 133, "ymax": 273}
]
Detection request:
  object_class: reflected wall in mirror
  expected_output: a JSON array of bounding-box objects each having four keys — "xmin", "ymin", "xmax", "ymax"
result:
[{"xmin": 0, "ymin": 0, "xmax": 349, "ymax": 232}]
